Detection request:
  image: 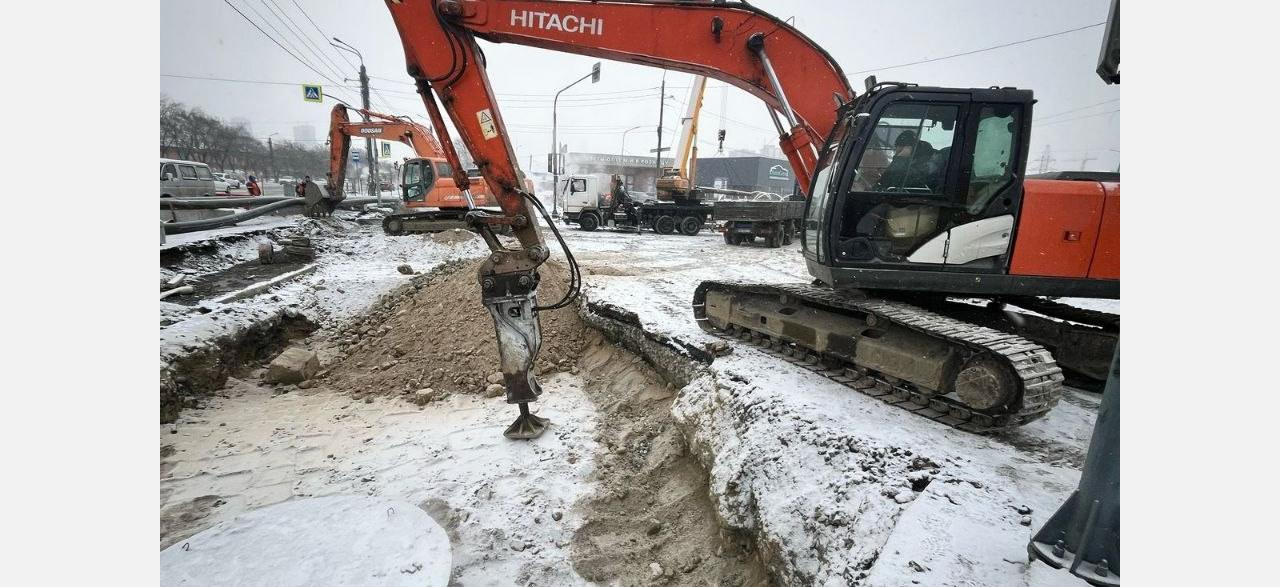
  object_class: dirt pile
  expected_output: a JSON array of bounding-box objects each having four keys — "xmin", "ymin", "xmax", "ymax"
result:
[
  {"xmin": 320, "ymin": 259, "xmax": 589, "ymax": 397},
  {"xmin": 570, "ymin": 337, "xmax": 772, "ymax": 587},
  {"xmin": 427, "ymin": 228, "xmax": 477, "ymax": 245}
]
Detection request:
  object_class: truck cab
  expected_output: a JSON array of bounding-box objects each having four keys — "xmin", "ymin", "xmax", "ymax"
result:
[{"xmin": 559, "ymin": 174, "xmax": 617, "ymax": 231}]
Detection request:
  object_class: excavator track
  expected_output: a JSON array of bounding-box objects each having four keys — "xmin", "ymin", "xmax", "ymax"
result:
[
  {"xmin": 693, "ymin": 281, "xmax": 1064, "ymax": 433},
  {"xmin": 382, "ymin": 209, "xmax": 472, "ymax": 235}
]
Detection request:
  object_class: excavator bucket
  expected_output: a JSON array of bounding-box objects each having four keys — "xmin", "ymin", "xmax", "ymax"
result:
[{"xmin": 302, "ymin": 180, "xmax": 342, "ymax": 217}]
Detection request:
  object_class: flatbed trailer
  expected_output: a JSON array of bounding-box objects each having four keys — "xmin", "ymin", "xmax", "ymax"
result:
[{"xmin": 713, "ymin": 199, "xmax": 805, "ymax": 247}]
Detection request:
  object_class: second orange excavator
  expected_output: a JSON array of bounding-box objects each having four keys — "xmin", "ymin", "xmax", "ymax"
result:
[{"xmin": 325, "ymin": 104, "xmax": 500, "ymax": 234}]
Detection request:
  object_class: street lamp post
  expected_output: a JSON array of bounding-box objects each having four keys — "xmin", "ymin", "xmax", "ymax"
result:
[
  {"xmin": 620, "ymin": 125, "xmax": 647, "ymax": 155},
  {"xmin": 552, "ymin": 62, "xmax": 601, "ymax": 218},
  {"xmin": 268, "ymin": 133, "xmax": 278, "ymax": 184},
  {"xmin": 331, "ymin": 37, "xmax": 380, "ymax": 204}
]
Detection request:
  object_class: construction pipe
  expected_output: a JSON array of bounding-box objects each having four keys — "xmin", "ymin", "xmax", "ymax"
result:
[
  {"xmin": 162, "ymin": 199, "xmax": 304, "ymax": 234},
  {"xmin": 161, "ymin": 196, "xmax": 295, "ymax": 209},
  {"xmin": 160, "ymin": 196, "xmax": 382, "ymax": 210},
  {"xmin": 159, "ymin": 285, "xmax": 194, "ymax": 300},
  {"xmin": 161, "ymin": 197, "xmax": 385, "ymax": 235}
]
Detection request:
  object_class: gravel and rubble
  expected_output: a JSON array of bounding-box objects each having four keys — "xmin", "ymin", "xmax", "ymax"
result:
[{"xmin": 158, "ymin": 213, "xmax": 488, "ymax": 421}]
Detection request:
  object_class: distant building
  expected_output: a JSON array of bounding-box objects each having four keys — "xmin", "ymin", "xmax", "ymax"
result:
[
  {"xmin": 694, "ymin": 156, "xmax": 795, "ymax": 195},
  {"xmin": 293, "ymin": 124, "xmax": 317, "ymax": 143},
  {"xmin": 565, "ymin": 152, "xmax": 675, "ymax": 193}
]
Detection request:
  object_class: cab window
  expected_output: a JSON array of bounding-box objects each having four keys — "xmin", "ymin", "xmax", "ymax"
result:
[
  {"xmin": 404, "ymin": 162, "xmax": 423, "ymax": 185},
  {"xmin": 402, "ymin": 161, "xmax": 435, "ymax": 202},
  {"xmin": 966, "ymin": 105, "xmax": 1020, "ymax": 213},
  {"xmin": 571, "ymin": 178, "xmax": 587, "ymax": 193},
  {"xmin": 161, "ymin": 163, "xmax": 177, "ymax": 180},
  {"xmin": 178, "ymin": 165, "xmax": 197, "ymax": 180},
  {"xmin": 851, "ymin": 103, "xmax": 958, "ymax": 196}
]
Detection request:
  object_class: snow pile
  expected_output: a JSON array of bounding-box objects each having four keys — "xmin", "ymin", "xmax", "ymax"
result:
[
  {"xmin": 161, "ymin": 495, "xmax": 451, "ymax": 586},
  {"xmin": 673, "ymin": 347, "xmax": 1093, "ymax": 585}
]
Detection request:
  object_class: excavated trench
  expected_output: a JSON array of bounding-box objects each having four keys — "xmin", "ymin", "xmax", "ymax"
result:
[{"xmin": 313, "ymin": 258, "xmax": 772, "ymax": 585}]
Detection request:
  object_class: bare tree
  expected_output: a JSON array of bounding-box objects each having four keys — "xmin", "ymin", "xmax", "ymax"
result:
[{"xmin": 159, "ymin": 97, "xmax": 326, "ymax": 176}]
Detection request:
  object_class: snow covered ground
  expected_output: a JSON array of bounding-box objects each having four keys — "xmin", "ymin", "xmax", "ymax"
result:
[
  {"xmin": 161, "ymin": 495, "xmax": 453, "ymax": 586},
  {"xmin": 160, "ymin": 218, "xmax": 1115, "ymax": 586},
  {"xmin": 557, "ymin": 226, "xmax": 1109, "ymax": 585},
  {"xmin": 161, "ymin": 374, "xmax": 599, "ymax": 585}
]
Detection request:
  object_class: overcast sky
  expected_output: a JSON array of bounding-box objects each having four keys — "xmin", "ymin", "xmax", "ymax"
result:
[{"xmin": 161, "ymin": 0, "xmax": 1119, "ymax": 173}]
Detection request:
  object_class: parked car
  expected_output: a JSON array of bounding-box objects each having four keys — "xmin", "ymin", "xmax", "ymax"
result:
[
  {"xmin": 213, "ymin": 172, "xmax": 241, "ymax": 189},
  {"xmin": 160, "ymin": 158, "xmax": 218, "ymax": 198}
]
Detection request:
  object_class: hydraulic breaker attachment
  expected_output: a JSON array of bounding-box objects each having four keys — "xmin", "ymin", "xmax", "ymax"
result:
[{"xmin": 479, "ymin": 265, "xmax": 548, "ymax": 440}]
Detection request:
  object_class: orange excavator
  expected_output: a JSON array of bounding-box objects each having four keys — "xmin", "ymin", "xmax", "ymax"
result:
[
  {"xmin": 325, "ymin": 104, "xmax": 500, "ymax": 233},
  {"xmin": 381, "ymin": 0, "xmax": 1118, "ymax": 438}
]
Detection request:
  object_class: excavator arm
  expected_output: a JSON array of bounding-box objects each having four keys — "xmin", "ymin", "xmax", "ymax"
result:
[{"xmin": 383, "ymin": 0, "xmax": 854, "ymax": 439}]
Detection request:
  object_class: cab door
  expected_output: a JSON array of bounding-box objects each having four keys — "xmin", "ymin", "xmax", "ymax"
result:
[
  {"xmin": 160, "ymin": 163, "xmax": 180, "ymax": 197},
  {"xmin": 823, "ymin": 88, "xmax": 1032, "ymax": 274},
  {"xmin": 826, "ymin": 94, "xmax": 970, "ymax": 267}
]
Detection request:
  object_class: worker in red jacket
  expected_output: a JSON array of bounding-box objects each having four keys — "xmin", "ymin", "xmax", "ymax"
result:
[{"xmin": 246, "ymin": 175, "xmax": 262, "ymax": 197}]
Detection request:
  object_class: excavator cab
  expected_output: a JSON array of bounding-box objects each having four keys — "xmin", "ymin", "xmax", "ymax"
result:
[
  {"xmin": 399, "ymin": 158, "xmax": 438, "ymax": 204},
  {"xmin": 804, "ymin": 84, "xmax": 1051, "ymax": 294}
]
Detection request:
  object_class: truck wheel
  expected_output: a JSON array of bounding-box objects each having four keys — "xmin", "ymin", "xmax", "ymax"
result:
[
  {"xmin": 767, "ymin": 231, "xmax": 783, "ymax": 248},
  {"xmin": 782, "ymin": 221, "xmax": 794, "ymax": 245},
  {"xmin": 579, "ymin": 213, "xmax": 599, "ymax": 231},
  {"xmin": 654, "ymin": 215, "xmax": 676, "ymax": 235},
  {"xmin": 679, "ymin": 216, "xmax": 702, "ymax": 236}
]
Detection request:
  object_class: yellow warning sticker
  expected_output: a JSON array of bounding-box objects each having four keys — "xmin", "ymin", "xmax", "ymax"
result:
[{"xmin": 476, "ymin": 109, "xmax": 498, "ymax": 140}]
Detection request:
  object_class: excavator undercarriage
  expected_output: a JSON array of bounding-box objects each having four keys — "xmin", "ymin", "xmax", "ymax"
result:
[{"xmin": 695, "ymin": 282, "xmax": 1066, "ymax": 432}]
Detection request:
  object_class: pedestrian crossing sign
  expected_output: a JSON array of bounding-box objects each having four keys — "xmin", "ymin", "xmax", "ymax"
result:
[
  {"xmin": 381, "ymin": 142, "xmax": 391, "ymax": 157},
  {"xmin": 302, "ymin": 84, "xmax": 323, "ymax": 103}
]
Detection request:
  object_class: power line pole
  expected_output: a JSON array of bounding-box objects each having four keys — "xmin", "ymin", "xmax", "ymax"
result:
[
  {"xmin": 268, "ymin": 133, "xmax": 278, "ymax": 183},
  {"xmin": 1079, "ymin": 150, "xmax": 1096, "ymax": 171},
  {"xmin": 332, "ymin": 38, "xmax": 379, "ymax": 203},
  {"xmin": 1036, "ymin": 144, "xmax": 1055, "ymax": 173},
  {"xmin": 656, "ymin": 73, "xmax": 666, "ymax": 174},
  {"xmin": 358, "ymin": 61, "xmax": 379, "ymax": 203}
]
